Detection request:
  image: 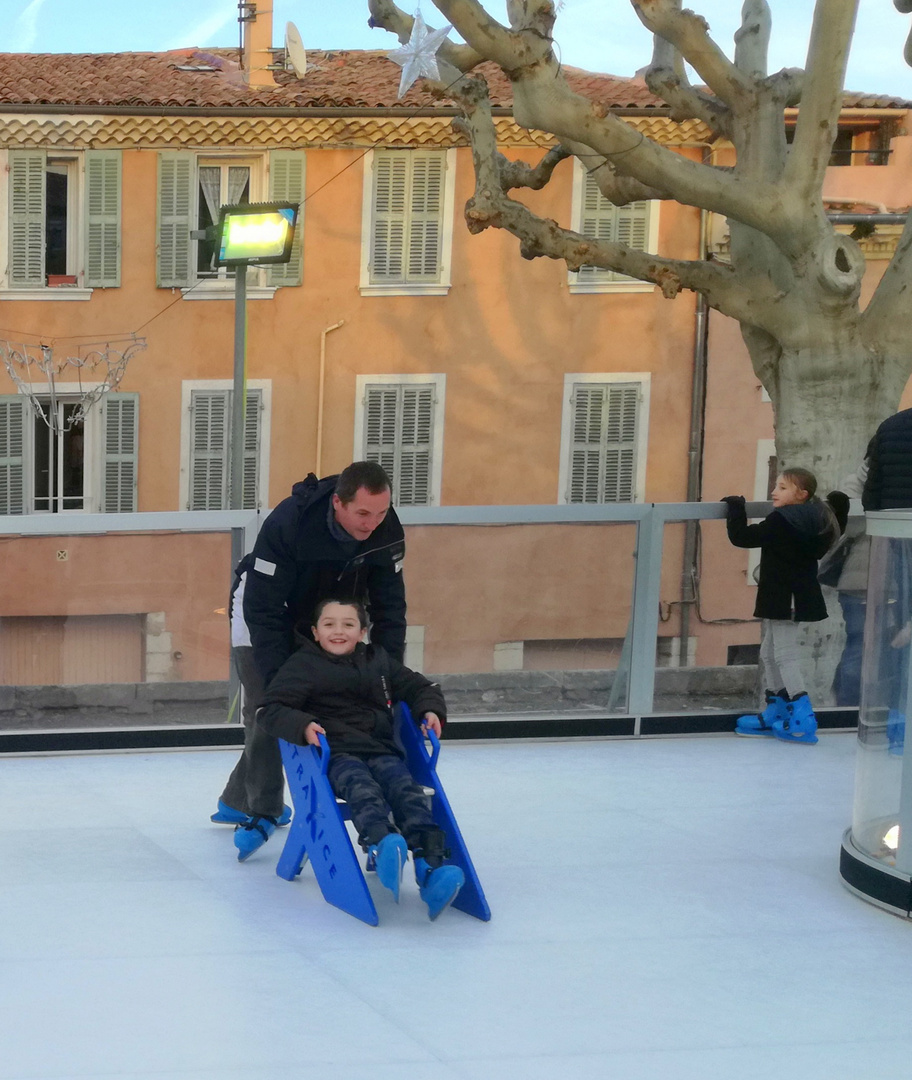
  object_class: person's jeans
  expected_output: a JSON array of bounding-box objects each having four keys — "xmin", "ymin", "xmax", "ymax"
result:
[
  {"xmin": 327, "ymin": 752, "xmax": 433, "ymax": 849},
  {"xmin": 833, "ymin": 593, "xmax": 866, "ymax": 707}
]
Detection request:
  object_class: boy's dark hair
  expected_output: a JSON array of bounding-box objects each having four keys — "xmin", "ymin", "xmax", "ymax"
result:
[
  {"xmin": 335, "ymin": 461, "xmax": 392, "ymax": 504},
  {"xmin": 313, "ymin": 597, "xmax": 368, "ymax": 629}
]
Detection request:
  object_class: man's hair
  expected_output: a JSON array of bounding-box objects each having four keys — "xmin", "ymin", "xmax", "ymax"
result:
[
  {"xmin": 334, "ymin": 461, "xmax": 392, "ymax": 504},
  {"xmin": 313, "ymin": 597, "xmax": 368, "ymax": 629}
]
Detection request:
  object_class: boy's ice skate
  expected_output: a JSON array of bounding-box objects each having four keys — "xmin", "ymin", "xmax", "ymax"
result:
[{"xmin": 735, "ymin": 689, "xmax": 787, "ymax": 737}]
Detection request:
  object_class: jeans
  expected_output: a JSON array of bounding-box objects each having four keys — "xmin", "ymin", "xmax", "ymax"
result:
[{"xmin": 327, "ymin": 752, "xmax": 434, "ymax": 849}]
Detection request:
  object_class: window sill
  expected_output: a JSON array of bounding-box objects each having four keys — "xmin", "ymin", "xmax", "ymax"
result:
[
  {"xmin": 568, "ymin": 281, "xmax": 656, "ymax": 295},
  {"xmin": 0, "ymin": 287, "xmax": 94, "ymax": 301},
  {"xmin": 359, "ymin": 284, "xmax": 451, "ymax": 297},
  {"xmin": 180, "ymin": 282, "xmax": 277, "ymax": 301}
]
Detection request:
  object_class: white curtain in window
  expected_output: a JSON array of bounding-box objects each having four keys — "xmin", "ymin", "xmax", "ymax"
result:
[
  {"xmin": 198, "ymin": 166, "xmax": 221, "ymax": 224},
  {"xmin": 227, "ymin": 167, "xmax": 250, "ymax": 206}
]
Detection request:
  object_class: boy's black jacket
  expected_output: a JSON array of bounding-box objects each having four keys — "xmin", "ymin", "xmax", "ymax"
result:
[
  {"xmin": 255, "ymin": 637, "xmax": 446, "ymax": 758},
  {"xmin": 724, "ymin": 496, "xmax": 839, "ymax": 622},
  {"xmin": 238, "ymin": 473, "xmax": 406, "ymax": 686}
]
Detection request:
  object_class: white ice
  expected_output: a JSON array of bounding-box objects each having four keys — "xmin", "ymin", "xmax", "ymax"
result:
[{"xmin": 2, "ymin": 733, "xmax": 911, "ymax": 1080}]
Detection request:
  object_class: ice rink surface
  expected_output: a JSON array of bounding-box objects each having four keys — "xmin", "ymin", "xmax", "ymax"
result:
[{"xmin": 2, "ymin": 733, "xmax": 911, "ymax": 1080}]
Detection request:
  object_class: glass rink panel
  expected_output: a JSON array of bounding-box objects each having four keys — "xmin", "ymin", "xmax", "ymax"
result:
[{"xmin": 851, "ymin": 532, "xmax": 911, "ymax": 869}]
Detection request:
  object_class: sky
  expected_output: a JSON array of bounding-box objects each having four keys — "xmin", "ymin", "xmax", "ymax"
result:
[{"xmin": 0, "ymin": 0, "xmax": 909, "ymax": 97}]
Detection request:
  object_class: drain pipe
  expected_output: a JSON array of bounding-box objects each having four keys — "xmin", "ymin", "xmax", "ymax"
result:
[
  {"xmin": 678, "ymin": 204, "xmax": 711, "ymax": 669},
  {"xmin": 316, "ymin": 320, "xmax": 345, "ymax": 476}
]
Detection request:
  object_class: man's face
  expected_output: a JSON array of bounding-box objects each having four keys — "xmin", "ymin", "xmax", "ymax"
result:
[{"xmin": 332, "ymin": 486, "xmax": 391, "ymax": 541}]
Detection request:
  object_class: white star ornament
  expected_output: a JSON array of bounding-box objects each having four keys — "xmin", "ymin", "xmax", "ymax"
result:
[{"xmin": 387, "ymin": 11, "xmax": 453, "ymax": 98}]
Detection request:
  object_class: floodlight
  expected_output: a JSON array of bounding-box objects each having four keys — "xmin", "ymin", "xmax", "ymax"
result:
[{"xmin": 216, "ymin": 202, "xmax": 298, "ymax": 266}]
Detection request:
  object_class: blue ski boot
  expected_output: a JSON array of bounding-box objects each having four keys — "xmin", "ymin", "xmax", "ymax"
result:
[
  {"xmin": 368, "ymin": 833, "xmax": 409, "ymax": 902},
  {"xmin": 735, "ymin": 689, "xmax": 788, "ymax": 737},
  {"xmin": 233, "ymin": 814, "xmax": 278, "ymax": 861},
  {"xmin": 773, "ymin": 692, "xmax": 818, "ymax": 744},
  {"xmin": 412, "ymin": 827, "xmax": 464, "ymax": 920},
  {"xmin": 211, "ymin": 800, "xmax": 292, "ymax": 827}
]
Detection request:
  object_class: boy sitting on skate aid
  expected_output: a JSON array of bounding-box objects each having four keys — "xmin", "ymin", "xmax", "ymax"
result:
[{"xmin": 256, "ymin": 598, "xmax": 465, "ymax": 920}]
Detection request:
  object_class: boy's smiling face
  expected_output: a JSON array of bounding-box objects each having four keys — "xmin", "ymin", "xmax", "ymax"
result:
[{"xmin": 312, "ymin": 602, "xmax": 366, "ymax": 656}]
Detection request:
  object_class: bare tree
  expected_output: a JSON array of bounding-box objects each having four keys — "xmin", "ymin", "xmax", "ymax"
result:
[{"xmin": 368, "ymin": 0, "xmax": 912, "ymax": 486}]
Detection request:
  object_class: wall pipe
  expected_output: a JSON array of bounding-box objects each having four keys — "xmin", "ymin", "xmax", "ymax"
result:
[{"xmin": 316, "ymin": 320, "xmax": 345, "ymax": 476}]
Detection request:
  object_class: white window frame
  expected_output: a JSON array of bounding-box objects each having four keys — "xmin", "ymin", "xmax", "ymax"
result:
[
  {"xmin": 353, "ymin": 373, "xmax": 445, "ymax": 506},
  {"xmin": 4, "ymin": 383, "xmax": 102, "ymax": 513},
  {"xmin": 178, "ymin": 380, "xmax": 272, "ymax": 511},
  {"xmin": 359, "ymin": 149, "xmax": 457, "ymax": 297},
  {"xmin": 568, "ymin": 159, "xmax": 659, "ymax": 295},
  {"xmin": 557, "ymin": 372, "xmax": 650, "ymax": 504},
  {"xmin": 0, "ymin": 149, "xmax": 93, "ymax": 301}
]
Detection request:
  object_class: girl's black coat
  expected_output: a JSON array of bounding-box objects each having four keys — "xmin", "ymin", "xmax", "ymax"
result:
[
  {"xmin": 725, "ymin": 497, "xmax": 834, "ymax": 622},
  {"xmin": 255, "ymin": 638, "xmax": 446, "ymax": 758}
]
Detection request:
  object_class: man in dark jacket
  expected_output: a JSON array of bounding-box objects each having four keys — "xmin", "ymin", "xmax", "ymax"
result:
[
  {"xmin": 863, "ymin": 407, "xmax": 912, "ymax": 512},
  {"xmin": 213, "ymin": 461, "xmax": 406, "ymax": 855}
]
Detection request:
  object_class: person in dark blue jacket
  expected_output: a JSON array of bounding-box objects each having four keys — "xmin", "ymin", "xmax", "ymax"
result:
[
  {"xmin": 723, "ymin": 467, "xmax": 846, "ymax": 744},
  {"xmin": 256, "ymin": 598, "xmax": 465, "ymax": 920},
  {"xmin": 212, "ymin": 461, "xmax": 407, "ymax": 858}
]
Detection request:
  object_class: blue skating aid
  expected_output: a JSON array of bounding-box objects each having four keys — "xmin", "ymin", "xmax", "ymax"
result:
[
  {"xmin": 395, "ymin": 704, "xmax": 490, "ymax": 922},
  {"xmin": 276, "ymin": 736, "xmax": 379, "ymax": 926},
  {"xmin": 887, "ymin": 709, "xmax": 906, "ymax": 756}
]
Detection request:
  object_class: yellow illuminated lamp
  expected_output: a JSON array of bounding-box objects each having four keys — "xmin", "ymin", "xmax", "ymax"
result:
[{"xmin": 216, "ymin": 202, "xmax": 298, "ymax": 266}]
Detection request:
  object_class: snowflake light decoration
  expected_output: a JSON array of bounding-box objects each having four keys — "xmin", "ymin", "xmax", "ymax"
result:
[{"xmin": 387, "ymin": 10, "xmax": 453, "ymax": 98}]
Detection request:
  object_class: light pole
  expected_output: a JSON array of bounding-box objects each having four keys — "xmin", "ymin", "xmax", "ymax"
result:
[{"xmin": 201, "ymin": 201, "xmax": 299, "ymax": 720}]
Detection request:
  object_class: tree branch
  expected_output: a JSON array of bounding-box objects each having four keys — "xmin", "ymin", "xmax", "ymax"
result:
[
  {"xmin": 368, "ymin": 0, "xmax": 483, "ymax": 71},
  {"xmin": 642, "ymin": 32, "xmax": 733, "ymax": 137},
  {"xmin": 430, "ymin": 0, "xmax": 552, "ymax": 70},
  {"xmin": 631, "ymin": 0, "xmax": 753, "ymax": 109},
  {"xmin": 733, "ymin": 0, "xmax": 771, "ymax": 77},
  {"xmin": 782, "ymin": 0, "xmax": 858, "ymax": 201}
]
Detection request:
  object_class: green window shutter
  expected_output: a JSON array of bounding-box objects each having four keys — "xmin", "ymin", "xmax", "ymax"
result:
[
  {"xmin": 85, "ymin": 151, "xmax": 122, "ymax": 288},
  {"xmin": 370, "ymin": 151, "xmax": 445, "ymax": 285},
  {"xmin": 406, "ymin": 154, "xmax": 444, "ymax": 281},
  {"xmin": 0, "ymin": 395, "xmax": 26, "ymax": 514},
  {"xmin": 157, "ymin": 152, "xmax": 193, "ymax": 288},
  {"xmin": 578, "ymin": 169, "xmax": 651, "ymax": 283},
  {"xmin": 241, "ymin": 388, "xmax": 262, "ymax": 509},
  {"xmin": 363, "ymin": 383, "xmax": 434, "ymax": 506},
  {"xmin": 9, "ymin": 150, "xmax": 46, "ymax": 288},
  {"xmin": 101, "ymin": 392, "xmax": 138, "ymax": 512},
  {"xmin": 569, "ymin": 383, "xmax": 640, "ymax": 503},
  {"xmin": 189, "ymin": 390, "xmax": 229, "ymax": 510},
  {"xmin": 189, "ymin": 388, "xmax": 262, "ymax": 510},
  {"xmin": 268, "ymin": 151, "xmax": 305, "ymax": 287}
]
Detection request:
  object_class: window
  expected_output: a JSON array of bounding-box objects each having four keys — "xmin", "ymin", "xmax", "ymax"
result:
[
  {"xmin": 157, "ymin": 152, "xmax": 304, "ymax": 291},
  {"xmin": 558, "ymin": 374, "xmax": 650, "ymax": 504},
  {"xmin": 180, "ymin": 382, "xmax": 271, "ymax": 511},
  {"xmin": 354, "ymin": 375, "xmax": 445, "ymax": 506},
  {"xmin": 569, "ymin": 161, "xmax": 658, "ymax": 293},
  {"xmin": 361, "ymin": 150, "xmax": 456, "ymax": 295},
  {"xmin": 5, "ymin": 149, "xmax": 121, "ymax": 293},
  {"xmin": 0, "ymin": 392, "xmax": 137, "ymax": 514}
]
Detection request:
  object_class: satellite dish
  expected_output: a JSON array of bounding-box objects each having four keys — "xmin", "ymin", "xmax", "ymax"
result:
[{"xmin": 285, "ymin": 21, "xmax": 307, "ymax": 79}]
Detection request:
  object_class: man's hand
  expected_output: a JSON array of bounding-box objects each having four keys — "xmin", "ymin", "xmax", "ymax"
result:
[
  {"xmin": 304, "ymin": 721, "xmax": 326, "ymax": 746},
  {"xmin": 421, "ymin": 712, "xmax": 442, "ymax": 737}
]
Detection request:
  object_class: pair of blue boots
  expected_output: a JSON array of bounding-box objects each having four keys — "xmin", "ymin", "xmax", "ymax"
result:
[
  {"xmin": 369, "ymin": 833, "xmax": 466, "ymax": 921},
  {"xmin": 736, "ymin": 689, "xmax": 818, "ymax": 744},
  {"xmin": 210, "ymin": 800, "xmax": 293, "ymax": 861}
]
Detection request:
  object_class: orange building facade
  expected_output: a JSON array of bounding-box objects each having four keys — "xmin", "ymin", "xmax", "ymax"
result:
[{"xmin": 0, "ymin": 6, "xmax": 907, "ymax": 692}]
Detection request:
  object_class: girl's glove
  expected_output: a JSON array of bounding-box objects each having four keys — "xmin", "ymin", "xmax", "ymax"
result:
[{"xmin": 721, "ymin": 495, "xmax": 745, "ymax": 512}]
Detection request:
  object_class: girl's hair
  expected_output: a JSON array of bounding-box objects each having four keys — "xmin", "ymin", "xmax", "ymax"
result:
[
  {"xmin": 780, "ymin": 466, "xmax": 843, "ymax": 547},
  {"xmin": 312, "ymin": 598, "xmax": 368, "ymax": 629},
  {"xmin": 780, "ymin": 467, "xmax": 817, "ymax": 500}
]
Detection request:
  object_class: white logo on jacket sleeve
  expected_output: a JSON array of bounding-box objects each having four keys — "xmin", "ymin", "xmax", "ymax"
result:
[
  {"xmin": 254, "ymin": 558, "xmax": 276, "ymax": 577},
  {"xmin": 394, "ymin": 560, "xmax": 403, "ymax": 573}
]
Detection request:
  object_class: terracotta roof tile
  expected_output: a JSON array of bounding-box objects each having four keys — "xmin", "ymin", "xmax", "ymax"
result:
[{"xmin": 0, "ymin": 48, "xmax": 905, "ymax": 112}]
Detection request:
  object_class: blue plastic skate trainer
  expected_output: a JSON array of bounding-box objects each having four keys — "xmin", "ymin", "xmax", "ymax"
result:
[{"xmin": 275, "ymin": 704, "xmax": 490, "ymax": 926}]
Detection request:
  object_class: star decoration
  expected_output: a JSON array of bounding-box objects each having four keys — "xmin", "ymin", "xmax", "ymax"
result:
[{"xmin": 387, "ymin": 11, "xmax": 453, "ymax": 99}]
